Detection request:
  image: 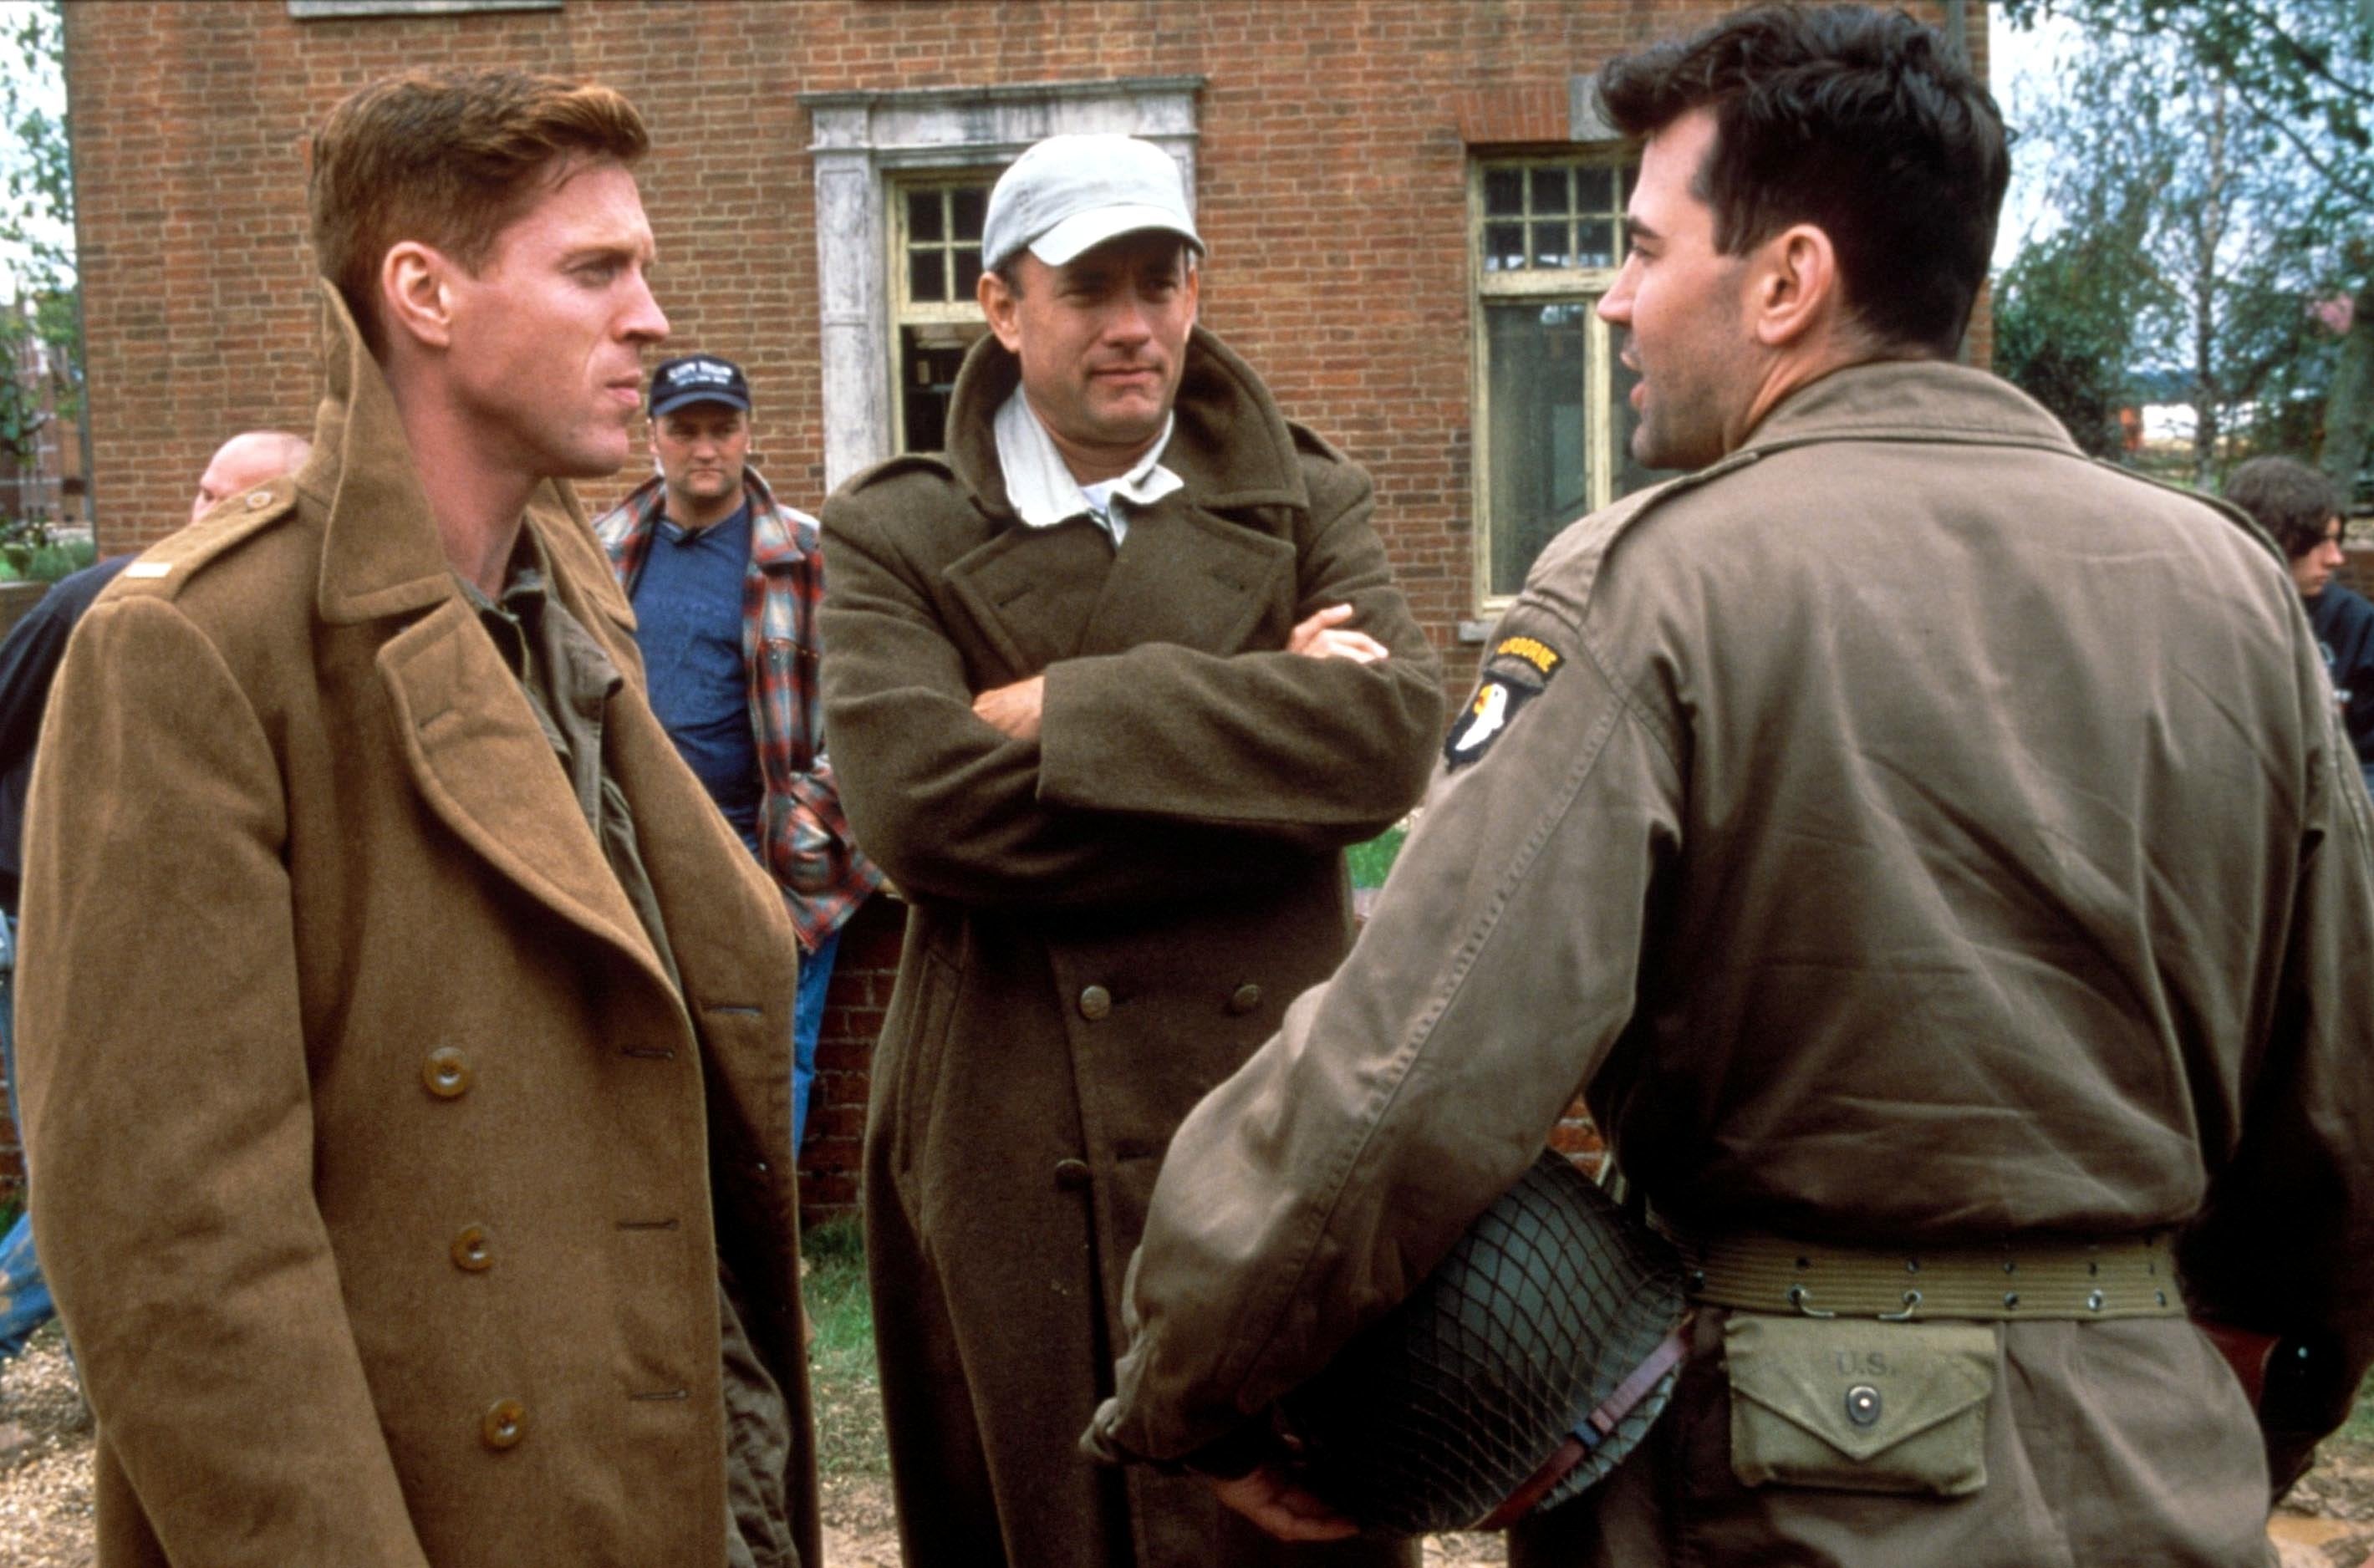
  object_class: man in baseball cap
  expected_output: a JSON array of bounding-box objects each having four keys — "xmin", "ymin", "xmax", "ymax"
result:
[
  {"xmin": 820, "ymin": 133, "xmax": 1440, "ymax": 1568},
  {"xmin": 596, "ymin": 353, "xmax": 879, "ymax": 1173}
]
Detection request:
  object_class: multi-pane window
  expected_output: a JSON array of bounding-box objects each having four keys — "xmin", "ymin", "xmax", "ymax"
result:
[
  {"xmin": 893, "ymin": 179, "xmax": 994, "ymax": 454},
  {"xmin": 1472, "ymin": 154, "xmax": 1665, "ymax": 603}
]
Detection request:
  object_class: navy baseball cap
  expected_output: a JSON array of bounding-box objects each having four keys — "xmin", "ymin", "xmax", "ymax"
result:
[{"xmin": 648, "ymin": 355, "xmax": 751, "ymax": 418}]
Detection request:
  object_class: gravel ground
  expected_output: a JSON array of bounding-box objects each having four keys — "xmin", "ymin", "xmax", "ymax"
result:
[
  {"xmin": 6, "ymin": 1320, "xmax": 2366, "ymax": 1568},
  {"xmin": 0, "ymin": 1324, "xmax": 93, "ymax": 1568}
]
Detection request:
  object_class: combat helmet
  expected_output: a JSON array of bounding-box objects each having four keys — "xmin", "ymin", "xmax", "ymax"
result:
[{"xmin": 1273, "ymin": 1150, "xmax": 1690, "ymax": 1535}]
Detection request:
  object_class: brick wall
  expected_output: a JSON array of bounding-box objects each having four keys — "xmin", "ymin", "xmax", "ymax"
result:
[{"xmin": 34, "ymin": 0, "xmax": 1980, "ymax": 1219}]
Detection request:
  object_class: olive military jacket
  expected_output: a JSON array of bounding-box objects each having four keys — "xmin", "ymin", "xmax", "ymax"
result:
[
  {"xmin": 18, "ymin": 287, "xmax": 818, "ymax": 1568},
  {"xmin": 1093, "ymin": 362, "xmax": 2374, "ymax": 1560},
  {"xmin": 820, "ymin": 326, "xmax": 1441, "ymax": 1568}
]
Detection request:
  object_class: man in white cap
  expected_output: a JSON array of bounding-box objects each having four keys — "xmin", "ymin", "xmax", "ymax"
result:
[{"xmin": 820, "ymin": 134, "xmax": 1442, "ymax": 1568}]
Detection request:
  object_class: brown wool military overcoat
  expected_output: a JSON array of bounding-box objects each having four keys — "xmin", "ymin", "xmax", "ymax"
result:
[
  {"xmin": 16, "ymin": 288, "xmax": 818, "ymax": 1568},
  {"xmin": 820, "ymin": 328, "xmax": 1442, "ymax": 1568}
]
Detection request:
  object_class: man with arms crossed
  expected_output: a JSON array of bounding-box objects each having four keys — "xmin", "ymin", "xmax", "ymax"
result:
[
  {"xmin": 822, "ymin": 135, "xmax": 1441, "ymax": 1568},
  {"xmin": 18, "ymin": 72, "xmax": 816, "ymax": 1566},
  {"xmin": 1090, "ymin": 10, "xmax": 2374, "ymax": 1566},
  {"xmin": 596, "ymin": 355, "xmax": 879, "ymax": 1158}
]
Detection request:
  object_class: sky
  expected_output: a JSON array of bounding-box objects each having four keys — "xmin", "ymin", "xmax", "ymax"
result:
[
  {"xmin": 0, "ymin": 0, "xmax": 67, "ymax": 300},
  {"xmin": 1990, "ymin": 10, "xmax": 2084, "ymax": 271}
]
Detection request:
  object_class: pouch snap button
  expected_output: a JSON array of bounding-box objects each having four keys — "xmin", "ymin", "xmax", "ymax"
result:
[{"xmin": 1845, "ymin": 1384, "xmax": 1882, "ymax": 1428}]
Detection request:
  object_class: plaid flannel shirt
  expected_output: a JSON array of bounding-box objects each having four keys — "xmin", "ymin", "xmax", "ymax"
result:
[{"xmin": 595, "ymin": 468, "xmax": 882, "ymax": 949}]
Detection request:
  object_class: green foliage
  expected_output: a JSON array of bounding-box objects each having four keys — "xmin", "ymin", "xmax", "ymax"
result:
[
  {"xmin": 0, "ymin": 512, "xmax": 86, "ymax": 580},
  {"xmin": 1997, "ymin": 0, "xmax": 2374, "ymax": 481},
  {"xmin": 1346, "ymin": 826, "xmax": 1407, "ymax": 891},
  {"xmin": 1995, "ymin": 227, "xmax": 2149, "ymax": 458},
  {"xmin": 0, "ymin": 0, "xmax": 78, "ymax": 536}
]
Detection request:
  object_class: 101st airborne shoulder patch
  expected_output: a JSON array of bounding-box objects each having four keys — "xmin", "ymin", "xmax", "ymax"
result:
[{"xmin": 1444, "ymin": 634, "xmax": 1563, "ymax": 771}]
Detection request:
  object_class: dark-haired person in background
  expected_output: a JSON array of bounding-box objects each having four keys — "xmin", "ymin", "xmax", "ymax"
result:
[
  {"xmin": 17, "ymin": 71, "xmax": 816, "ymax": 1567},
  {"xmin": 2229, "ymin": 455, "xmax": 2374, "ymax": 796},
  {"xmin": 1088, "ymin": 7, "xmax": 2374, "ymax": 1565},
  {"xmin": 0, "ymin": 428, "xmax": 309, "ymax": 1362}
]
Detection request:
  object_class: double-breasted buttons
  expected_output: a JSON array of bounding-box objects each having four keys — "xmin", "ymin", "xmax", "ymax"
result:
[
  {"xmin": 481, "ymin": 1398, "xmax": 527, "ymax": 1450},
  {"xmin": 422, "ymin": 1046, "xmax": 474, "ymax": 1099},
  {"xmin": 451, "ymin": 1224, "xmax": 493, "ymax": 1272},
  {"xmin": 1053, "ymin": 1158, "xmax": 1091, "ymax": 1192},
  {"xmin": 1077, "ymin": 985, "xmax": 1112, "ymax": 1021},
  {"xmin": 1226, "ymin": 983, "xmax": 1263, "ymax": 1016}
]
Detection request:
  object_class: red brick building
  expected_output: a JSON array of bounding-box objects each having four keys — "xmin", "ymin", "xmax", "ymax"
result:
[{"xmin": 33, "ymin": 0, "xmax": 1985, "ymax": 1219}]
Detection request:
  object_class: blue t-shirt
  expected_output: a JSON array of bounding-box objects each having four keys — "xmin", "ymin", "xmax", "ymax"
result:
[{"xmin": 632, "ymin": 503, "xmax": 762, "ymax": 851}]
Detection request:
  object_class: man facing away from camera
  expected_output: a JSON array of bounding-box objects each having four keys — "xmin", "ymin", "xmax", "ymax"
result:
[
  {"xmin": 1089, "ymin": 9, "xmax": 2374, "ymax": 1567},
  {"xmin": 17, "ymin": 70, "xmax": 817, "ymax": 1567},
  {"xmin": 820, "ymin": 134, "xmax": 1442, "ymax": 1568}
]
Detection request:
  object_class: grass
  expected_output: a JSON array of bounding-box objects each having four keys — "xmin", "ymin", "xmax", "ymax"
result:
[
  {"xmin": 802, "ymin": 1217, "xmax": 889, "ymax": 1479},
  {"xmin": 2341, "ymin": 1372, "xmax": 2374, "ymax": 1450},
  {"xmin": 1346, "ymin": 825, "xmax": 1406, "ymax": 891}
]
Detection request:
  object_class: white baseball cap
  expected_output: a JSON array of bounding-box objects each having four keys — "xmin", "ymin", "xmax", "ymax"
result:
[{"xmin": 981, "ymin": 134, "xmax": 1205, "ymax": 272}]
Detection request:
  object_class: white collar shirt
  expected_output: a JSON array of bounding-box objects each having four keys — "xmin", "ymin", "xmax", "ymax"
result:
[{"xmin": 993, "ymin": 388, "xmax": 1182, "ymax": 547}]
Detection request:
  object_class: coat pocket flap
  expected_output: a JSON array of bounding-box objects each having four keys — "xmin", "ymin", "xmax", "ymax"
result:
[{"xmin": 1724, "ymin": 1316, "xmax": 1994, "ymax": 1464}]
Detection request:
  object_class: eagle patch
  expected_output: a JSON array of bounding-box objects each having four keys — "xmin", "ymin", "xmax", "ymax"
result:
[{"xmin": 1443, "ymin": 634, "xmax": 1565, "ymax": 771}]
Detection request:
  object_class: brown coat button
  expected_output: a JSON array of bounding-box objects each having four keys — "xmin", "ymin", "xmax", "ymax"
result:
[
  {"xmin": 1077, "ymin": 985, "xmax": 1112, "ymax": 1021},
  {"xmin": 481, "ymin": 1398, "xmax": 527, "ymax": 1450},
  {"xmin": 422, "ymin": 1046, "xmax": 474, "ymax": 1099},
  {"xmin": 1053, "ymin": 1158, "xmax": 1091, "ymax": 1191},
  {"xmin": 1227, "ymin": 983, "xmax": 1263, "ymax": 1016},
  {"xmin": 451, "ymin": 1224, "xmax": 493, "ymax": 1272}
]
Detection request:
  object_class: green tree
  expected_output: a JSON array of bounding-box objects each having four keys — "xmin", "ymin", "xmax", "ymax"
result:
[
  {"xmin": 2000, "ymin": 0, "xmax": 2373, "ymax": 494},
  {"xmin": 0, "ymin": 0, "xmax": 76, "ymax": 534}
]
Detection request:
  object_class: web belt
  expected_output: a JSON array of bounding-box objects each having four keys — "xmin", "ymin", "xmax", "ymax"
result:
[{"xmin": 1675, "ymin": 1230, "xmax": 2184, "ymax": 1321}]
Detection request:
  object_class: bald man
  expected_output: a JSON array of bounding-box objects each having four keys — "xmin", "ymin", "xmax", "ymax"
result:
[
  {"xmin": 0, "ymin": 428, "xmax": 309, "ymax": 1360},
  {"xmin": 190, "ymin": 430, "xmax": 313, "ymax": 527}
]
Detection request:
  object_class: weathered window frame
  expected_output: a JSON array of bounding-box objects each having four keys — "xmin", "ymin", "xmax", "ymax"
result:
[
  {"xmin": 1468, "ymin": 149, "xmax": 1643, "ymax": 610},
  {"xmin": 887, "ymin": 176, "xmax": 995, "ymax": 456}
]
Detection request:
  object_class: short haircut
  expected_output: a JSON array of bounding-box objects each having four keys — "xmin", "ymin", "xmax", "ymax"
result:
[
  {"xmin": 1596, "ymin": 4, "xmax": 2010, "ymax": 358},
  {"xmin": 309, "ymin": 69, "xmax": 648, "ymax": 355},
  {"xmin": 2227, "ymin": 456, "xmax": 2345, "ymax": 559}
]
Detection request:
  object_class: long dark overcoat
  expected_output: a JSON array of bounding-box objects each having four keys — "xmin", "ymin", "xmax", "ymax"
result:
[
  {"xmin": 18, "ymin": 287, "xmax": 818, "ymax": 1568},
  {"xmin": 821, "ymin": 328, "xmax": 1442, "ymax": 1568}
]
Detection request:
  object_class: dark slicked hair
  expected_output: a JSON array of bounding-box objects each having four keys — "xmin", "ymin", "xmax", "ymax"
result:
[
  {"xmin": 310, "ymin": 69, "xmax": 648, "ymax": 356},
  {"xmin": 1597, "ymin": 3, "xmax": 2009, "ymax": 357},
  {"xmin": 2228, "ymin": 456, "xmax": 2346, "ymax": 560}
]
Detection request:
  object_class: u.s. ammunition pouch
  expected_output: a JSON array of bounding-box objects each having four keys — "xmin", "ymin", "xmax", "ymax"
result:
[
  {"xmin": 1724, "ymin": 1315, "xmax": 1995, "ymax": 1496},
  {"xmin": 1679, "ymin": 1230, "xmax": 2183, "ymax": 1499}
]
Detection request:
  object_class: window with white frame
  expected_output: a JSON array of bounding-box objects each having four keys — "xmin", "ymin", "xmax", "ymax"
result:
[
  {"xmin": 1471, "ymin": 153, "xmax": 1665, "ymax": 603},
  {"xmin": 891, "ymin": 177, "xmax": 994, "ymax": 455},
  {"xmin": 802, "ymin": 77, "xmax": 1202, "ymax": 488}
]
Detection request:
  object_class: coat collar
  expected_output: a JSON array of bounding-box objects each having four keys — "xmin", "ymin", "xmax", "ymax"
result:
[
  {"xmin": 303, "ymin": 283, "xmax": 602, "ymax": 626},
  {"xmin": 1743, "ymin": 359, "xmax": 2083, "ymax": 458},
  {"xmin": 943, "ymin": 324, "xmax": 1311, "ymax": 522},
  {"xmin": 301, "ymin": 283, "xmax": 458, "ymax": 626},
  {"xmin": 598, "ymin": 466, "xmax": 810, "ymax": 575}
]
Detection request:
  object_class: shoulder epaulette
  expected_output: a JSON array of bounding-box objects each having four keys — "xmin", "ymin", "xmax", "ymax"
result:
[
  {"xmin": 1522, "ymin": 448, "xmax": 1764, "ymax": 617},
  {"xmin": 2089, "ymin": 457, "xmax": 2282, "ymax": 564},
  {"xmin": 110, "ymin": 477, "xmax": 299, "ymax": 597},
  {"xmin": 838, "ymin": 450, "xmax": 953, "ymax": 498},
  {"xmin": 1286, "ymin": 420, "xmax": 1351, "ymax": 466}
]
